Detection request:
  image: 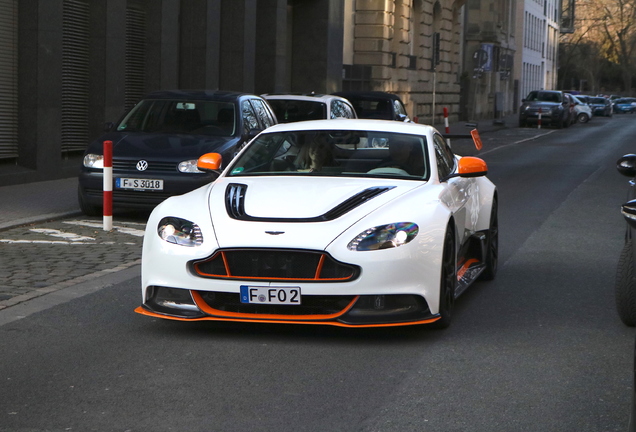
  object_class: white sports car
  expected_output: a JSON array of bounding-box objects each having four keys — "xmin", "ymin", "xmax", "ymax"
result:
[{"xmin": 136, "ymin": 119, "xmax": 498, "ymax": 328}]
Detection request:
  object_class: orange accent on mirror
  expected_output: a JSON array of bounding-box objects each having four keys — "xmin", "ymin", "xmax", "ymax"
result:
[{"xmin": 197, "ymin": 153, "xmax": 223, "ymax": 172}]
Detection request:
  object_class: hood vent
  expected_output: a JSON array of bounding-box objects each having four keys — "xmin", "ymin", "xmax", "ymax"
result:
[
  {"xmin": 226, "ymin": 183, "xmax": 248, "ymax": 219},
  {"xmin": 225, "ymin": 184, "xmax": 394, "ymax": 222}
]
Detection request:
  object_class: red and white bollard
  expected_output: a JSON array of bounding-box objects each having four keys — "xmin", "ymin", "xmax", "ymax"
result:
[
  {"xmin": 537, "ymin": 107, "xmax": 542, "ymax": 129},
  {"xmin": 443, "ymin": 107, "xmax": 451, "ymax": 146},
  {"xmin": 103, "ymin": 140, "xmax": 113, "ymax": 231}
]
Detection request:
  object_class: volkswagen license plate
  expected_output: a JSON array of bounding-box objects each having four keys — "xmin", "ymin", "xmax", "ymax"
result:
[
  {"xmin": 116, "ymin": 178, "xmax": 164, "ymax": 191},
  {"xmin": 240, "ymin": 286, "xmax": 301, "ymax": 305}
]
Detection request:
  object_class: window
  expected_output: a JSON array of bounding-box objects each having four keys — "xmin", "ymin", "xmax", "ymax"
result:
[
  {"xmin": 242, "ymin": 100, "xmax": 260, "ymax": 134},
  {"xmin": 331, "ymin": 100, "xmax": 356, "ymax": 119},
  {"xmin": 433, "ymin": 134, "xmax": 455, "ymax": 179},
  {"xmin": 250, "ymin": 99, "xmax": 276, "ymax": 129}
]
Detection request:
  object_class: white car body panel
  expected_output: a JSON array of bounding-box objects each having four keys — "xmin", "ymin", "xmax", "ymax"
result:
[{"xmin": 139, "ymin": 119, "xmax": 497, "ymax": 327}]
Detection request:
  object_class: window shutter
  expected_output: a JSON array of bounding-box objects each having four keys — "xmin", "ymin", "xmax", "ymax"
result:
[
  {"xmin": 61, "ymin": 0, "xmax": 89, "ymax": 153},
  {"xmin": 125, "ymin": 3, "xmax": 146, "ymax": 111},
  {"xmin": 0, "ymin": 0, "xmax": 18, "ymax": 159}
]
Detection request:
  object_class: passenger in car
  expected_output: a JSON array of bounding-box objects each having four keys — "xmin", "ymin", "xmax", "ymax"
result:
[
  {"xmin": 381, "ymin": 137, "xmax": 425, "ymax": 176},
  {"xmin": 298, "ymin": 135, "xmax": 338, "ymax": 172}
]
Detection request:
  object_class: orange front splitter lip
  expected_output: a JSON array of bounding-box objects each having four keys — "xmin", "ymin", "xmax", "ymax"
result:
[{"xmin": 134, "ymin": 306, "xmax": 440, "ymax": 328}]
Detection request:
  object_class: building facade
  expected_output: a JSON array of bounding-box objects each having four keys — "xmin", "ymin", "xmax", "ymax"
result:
[
  {"xmin": 342, "ymin": 0, "xmax": 466, "ymax": 125},
  {"xmin": 0, "ymin": 0, "xmax": 345, "ymax": 187},
  {"xmin": 0, "ymin": 0, "xmax": 560, "ymax": 186},
  {"xmin": 514, "ymin": 0, "xmax": 560, "ymax": 102}
]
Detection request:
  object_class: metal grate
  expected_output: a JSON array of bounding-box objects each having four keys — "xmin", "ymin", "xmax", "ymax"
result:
[
  {"xmin": 61, "ymin": 0, "xmax": 90, "ymax": 153},
  {"xmin": 0, "ymin": 0, "xmax": 18, "ymax": 159},
  {"xmin": 192, "ymin": 249, "xmax": 360, "ymax": 283},
  {"xmin": 125, "ymin": 3, "xmax": 146, "ymax": 111}
]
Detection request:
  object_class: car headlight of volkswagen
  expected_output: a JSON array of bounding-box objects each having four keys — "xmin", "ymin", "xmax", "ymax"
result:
[
  {"xmin": 347, "ymin": 222, "xmax": 418, "ymax": 251},
  {"xmin": 158, "ymin": 217, "xmax": 203, "ymax": 246},
  {"xmin": 83, "ymin": 154, "xmax": 104, "ymax": 169},
  {"xmin": 178, "ymin": 160, "xmax": 204, "ymax": 173}
]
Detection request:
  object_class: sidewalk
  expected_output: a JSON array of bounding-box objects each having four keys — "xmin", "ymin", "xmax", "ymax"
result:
[
  {"xmin": 0, "ymin": 114, "xmax": 521, "ymax": 231},
  {"xmin": 0, "ymin": 177, "xmax": 81, "ymax": 231}
]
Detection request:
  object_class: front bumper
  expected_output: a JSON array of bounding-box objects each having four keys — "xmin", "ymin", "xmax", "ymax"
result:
[
  {"xmin": 135, "ymin": 286, "xmax": 438, "ymax": 327},
  {"xmin": 78, "ymin": 170, "xmax": 216, "ymax": 210}
]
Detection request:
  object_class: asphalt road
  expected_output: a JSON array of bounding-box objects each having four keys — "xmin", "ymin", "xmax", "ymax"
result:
[{"xmin": 0, "ymin": 115, "xmax": 635, "ymax": 432}]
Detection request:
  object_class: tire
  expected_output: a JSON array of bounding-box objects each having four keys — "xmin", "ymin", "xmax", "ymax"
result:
[
  {"xmin": 577, "ymin": 113, "xmax": 590, "ymax": 123},
  {"xmin": 519, "ymin": 120, "xmax": 526, "ymax": 128},
  {"xmin": 616, "ymin": 240, "xmax": 636, "ymax": 326},
  {"xmin": 78, "ymin": 185, "xmax": 102, "ymax": 217},
  {"xmin": 479, "ymin": 199, "xmax": 498, "ymax": 281},
  {"xmin": 431, "ymin": 226, "xmax": 456, "ymax": 329}
]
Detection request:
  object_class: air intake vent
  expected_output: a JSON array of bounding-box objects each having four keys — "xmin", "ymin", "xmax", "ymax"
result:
[
  {"xmin": 224, "ymin": 184, "xmax": 394, "ymax": 222},
  {"xmin": 226, "ymin": 183, "xmax": 247, "ymax": 219},
  {"xmin": 323, "ymin": 187, "xmax": 394, "ymax": 220}
]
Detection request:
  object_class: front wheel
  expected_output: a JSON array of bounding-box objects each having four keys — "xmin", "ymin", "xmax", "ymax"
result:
[
  {"xmin": 616, "ymin": 240, "xmax": 636, "ymax": 326},
  {"xmin": 577, "ymin": 113, "xmax": 590, "ymax": 123},
  {"xmin": 431, "ymin": 227, "xmax": 456, "ymax": 329}
]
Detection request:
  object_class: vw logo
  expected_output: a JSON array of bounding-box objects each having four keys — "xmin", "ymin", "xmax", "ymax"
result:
[{"xmin": 136, "ymin": 160, "xmax": 149, "ymax": 171}]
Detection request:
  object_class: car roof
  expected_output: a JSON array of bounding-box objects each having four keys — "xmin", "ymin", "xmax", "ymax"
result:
[
  {"xmin": 332, "ymin": 91, "xmax": 404, "ymax": 102},
  {"xmin": 260, "ymin": 118, "xmax": 434, "ymax": 134},
  {"xmin": 261, "ymin": 93, "xmax": 350, "ymax": 103},
  {"xmin": 143, "ymin": 90, "xmax": 258, "ymax": 102}
]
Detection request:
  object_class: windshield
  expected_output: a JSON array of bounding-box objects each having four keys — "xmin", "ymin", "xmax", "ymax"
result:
[
  {"xmin": 590, "ymin": 97, "xmax": 606, "ymax": 104},
  {"xmin": 227, "ymin": 130, "xmax": 429, "ymax": 180},
  {"xmin": 525, "ymin": 91, "xmax": 562, "ymax": 103},
  {"xmin": 266, "ymin": 100, "xmax": 327, "ymax": 123},
  {"xmin": 117, "ymin": 99, "xmax": 236, "ymax": 136}
]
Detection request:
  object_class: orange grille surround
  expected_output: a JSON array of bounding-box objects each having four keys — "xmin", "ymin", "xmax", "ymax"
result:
[{"xmin": 190, "ymin": 248, "xmax": 360, "ymax": 283}]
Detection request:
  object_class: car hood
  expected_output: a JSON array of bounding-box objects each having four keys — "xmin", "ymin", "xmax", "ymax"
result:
[
  {"xmin": 207, "ymin": 176, "xmax": 425, "ymax": 250},
  {"xmin": 88, "ymin": 132, "xmax": 238, "ymax": 159},
  {"xmin": 524, "ymin": 101, "xmax": 560, "ymax": 108}
]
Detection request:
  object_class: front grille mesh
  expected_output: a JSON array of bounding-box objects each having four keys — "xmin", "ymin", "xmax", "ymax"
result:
[
  {"xmin": 191, "ymin": 249, "xmax": 359, "ymax": 282},
  {"xmin": 113, "ymin": 159, "xmax": 178, "ymax": 173}
]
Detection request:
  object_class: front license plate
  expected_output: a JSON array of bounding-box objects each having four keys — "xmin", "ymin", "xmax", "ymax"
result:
[
  {"xmin": 240, "ymin": 286, "xmax": 301, "ymax": 305},
  {"xmin": 116, "ymin": 178, "xmax": 164, "ymax": 191}
]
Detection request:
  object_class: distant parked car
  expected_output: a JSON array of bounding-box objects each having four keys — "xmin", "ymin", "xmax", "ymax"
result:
[
  {"xmin": 613, "ymin": 98, "xmax": 636, "ymax": 114},
  {"xmin": 262, "ymin": 93, "xmax": 357, "ymax": 123},
  {"xmin": 588, "ymin": 97, "xmax": 613, "ymax": 117},
  {"xmin": 78, "ymin": 90, "xmax": 277, "ymax": 216},
  {"xmin": 332, "ymin": 91, "xmax": 412, "ymax": 122},
  {"xmin": 567, "ymin": 93, "xmax": 593, "ymax": 123},
  {"xmin": 518, "ymin": 90, "xmax": 570, "ymax": 128}
]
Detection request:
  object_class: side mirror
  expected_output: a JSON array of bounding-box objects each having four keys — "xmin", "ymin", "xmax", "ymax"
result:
[
  {"xmin": 443, "ymin": 156, "xmax": 488, "ymax": 181},
  {"xmin": 617, "ymin": 154, "xmax": 636, "ymax": 178},
  {"xmin": 197, "ymin": 152, "xmax": 223, "ymax": 173}
]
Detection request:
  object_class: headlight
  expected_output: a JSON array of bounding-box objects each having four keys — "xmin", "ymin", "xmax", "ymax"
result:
[
  {"xmin": 178, "ymin": 160, "xmax": 204, "ymax": 173},
  {"xmin": 158, "ymin": 217, "xmax": 203, "ymax": 246},
  {"xmin": 347, "ymin": 222, "xmax": 418, "ymax": 251},
  {"xmin": 83, "ymin": 154, "xmax": 104, "ymax": 169},
  {"xmin": 522, "ymin": 105, "xmax": 530, "ymax": 111}
]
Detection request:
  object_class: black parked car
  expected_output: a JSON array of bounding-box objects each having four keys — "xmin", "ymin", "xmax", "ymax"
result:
[
  {"xmin": 588, "ymin": 96, "xmax": 613, "ymax": 117},
  {"xmin": 332, "ymin": 91, "xmax": 412, "ymax": 122},
  {"xmin": 518, "ymin": 90, "xmax": 571, "ymax": 128},
  {"xmin": 616, "ymin": 154, "xmax": 636, "ymax": 326},
  {"xmin": 615, "ymin": 154, "xmax": 636, "ymax": 432},
  {"xmin": 78, "ymin": 90, "xmax": 277, "ymax": 215}
]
